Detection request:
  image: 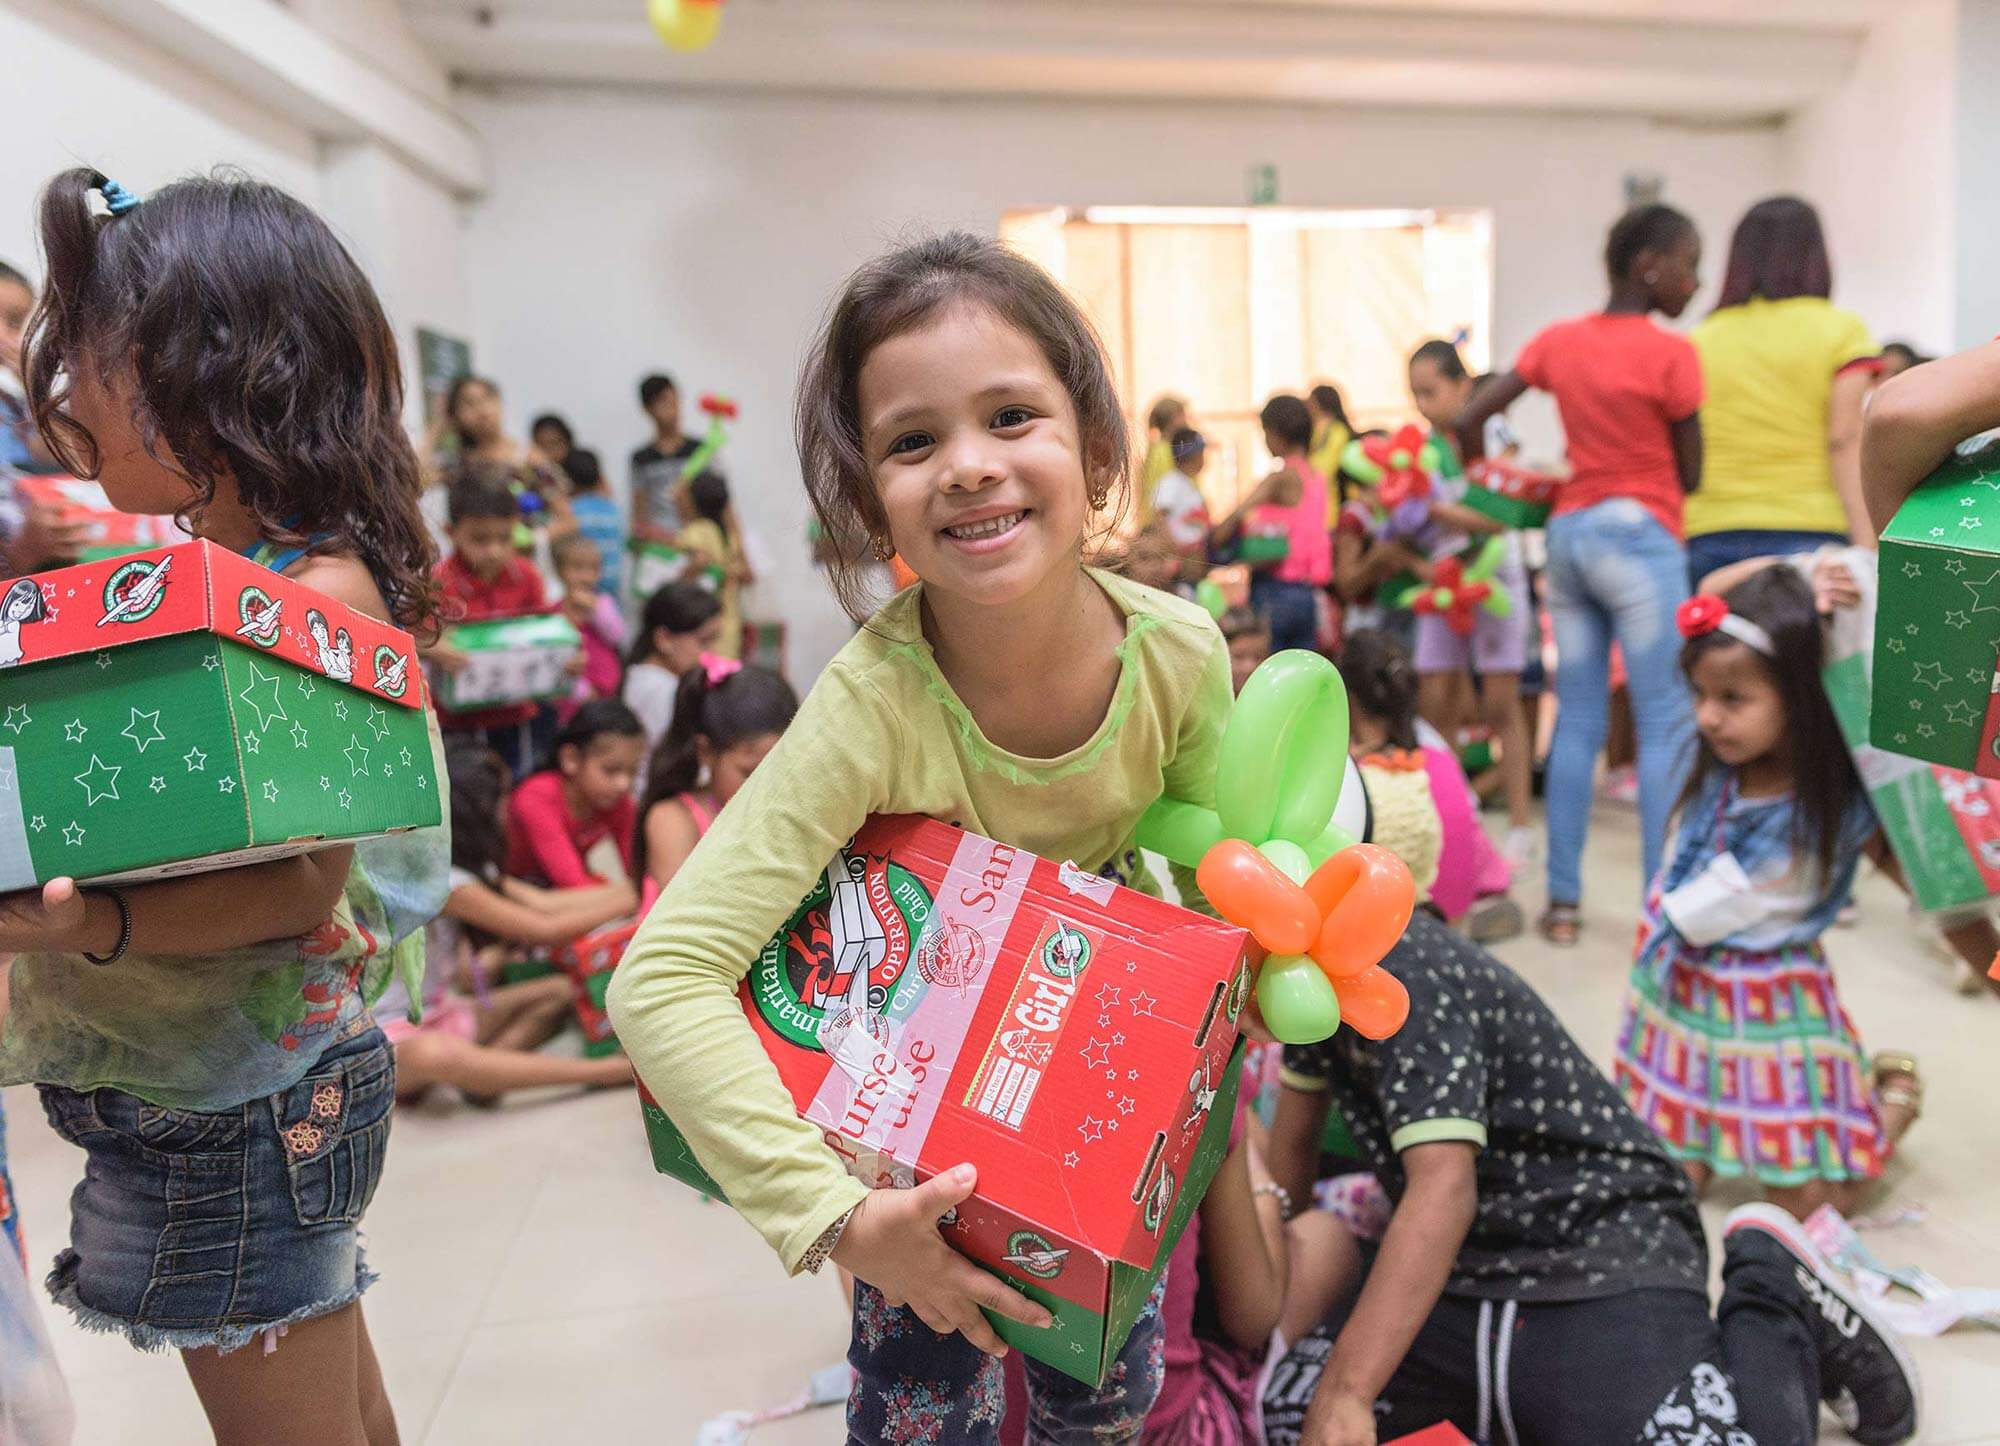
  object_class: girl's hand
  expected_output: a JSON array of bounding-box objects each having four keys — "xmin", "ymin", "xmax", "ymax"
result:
[
  {"xmin": 1810, "ymin": 555, "xmax": 1862, "ymax": 614},
  {"xmin": 428, "ymin": 642, "xmax": 471, "ymax": 675},
  {"xmin": 831, "ymin": 1165, "xmax": 1053, "ymax": 1355},
  {"xmin": 1300, "ymin": 1388, "xmax": 1377, "ymax": 1446},
  {"xmin": 0, "ymin": 878, "xmax": 89, "ymax": 954}
]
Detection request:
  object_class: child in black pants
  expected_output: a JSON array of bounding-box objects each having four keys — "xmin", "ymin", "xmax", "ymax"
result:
[{"xmin": 1263, "ymin": 911, "xmax": 1918, "ymax": 1446}]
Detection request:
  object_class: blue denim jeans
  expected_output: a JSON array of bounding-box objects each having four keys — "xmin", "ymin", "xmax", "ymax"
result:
[
  {"xmin": 1685, "ymin": 528, "xmax": 1846, "ymax": 593},
  {"xmin": 1544, "ymin": 500, "xmax": 1698, "ymax": 905},
  {"xmin": 847, "ymin": 1280, "xmax": 1165, "ymax": 1444},
  {"xmin": 1251, "ymin": 576, "xmax": 1320, "ymax": 654}
]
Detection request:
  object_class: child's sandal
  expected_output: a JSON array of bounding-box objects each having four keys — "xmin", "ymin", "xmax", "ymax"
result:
[
  {"xmin": 1538, "ymin": 903, "xmax": 1582, "ymax": 948},
  {"xmin": 1872, "ymin": 1051, "xmax": 1924, "ymax": 1121}
]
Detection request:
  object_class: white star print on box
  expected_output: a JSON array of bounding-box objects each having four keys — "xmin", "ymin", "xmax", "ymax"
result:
[
  {"xmin": 73, "ymin": 755, "xmax": 122, "ymax": 806},
  {"xmin": 149, "ymin": 776, "xmax": 165, "ymax": 794},
  {"xmin": 62, "ymin": 822, "xmax": 83, "ymax": 846},
  {"xmin": 3, "ymin": 706, "xmax": 29, "ymax": 735},
  {"xmin": 1945, "ymin": 699, "xmax": 1979, "ymax": 727},
  {"xmin": 93, "ymin": 651, "xmax": 111, "ymax": 671},
  {"xmin": 337, "ymin": 788, "xmax": 353, "ymax": 810},
  {"xmin": 1077, "ymin": 1115, "xmax": 1104, "ymax": 1143},
  {"xmin": 1947, "ymin": 611, "xmax": 1972, "ymax": 629},
  {"xmin": 235, "ymin": 661, "xmax": 288, "ymax": 731},
  {"xmin": 366, "ymin": 705, "xmax": 391, "ymax": 742},
  {"xmin": 183, "ymin": 745, "xmax": 207, "ymax": 772},
  {"xmin": 290, "ymin": 721, "xmax": 310, "ymax": 749},
  {"xmin": 1129, "ymin": 991, "xmax": 1158, "ymax": 1018},
  {"xmin": 344, "ymin": 736, "xmax": 370, "ymax": 777},
  {"xmin": 120, "ymin": 708, "xmax": 165, "ymax": 753},
  {"xmin": 1911, "ymin": 661, "xmax": 1950, "ymax": 691},
  {"xmin": 201, "ymin": 651, "xmax": 221, "ymax": 673},
  {"xmin": 218, "ymin": 776, "xmax": 236, "ymax": 794},
  {"xmin": 1095, "ymin": 984, "xmax": 1121, "ymax": 1010},
  {"xmin": 296, "ymin": 674, "xmax": 315, "ymax": 699},
  {"xmin": 1079, "ymin": 1039, "xmax": 1112, "ymax": 1071},
  {"xmin": 243, "ymin": 732, "xmax": 261, "ymax": 756},
  {"xmin": 262, "ymin": 780, "xmax": 280, "ymax": 803},
  {"xmin": 63, "ymin": 719, "xmax": 87, "ymax": 744}
]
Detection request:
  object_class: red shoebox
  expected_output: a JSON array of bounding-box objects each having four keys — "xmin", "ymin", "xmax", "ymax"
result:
[
  {"xmin": 13, "ymin": 475, "xmax": 181, "ymax": 560},
  {"xmin": 556, "ymin": 918, "xmax": 637, "ymax": 1058},
  {"xmin": 639, "ymin": 814, "xmax": 1254, "ymax": 1384},
  {"xmin": 1386, "ymin": 1429, "xmax": 1474, "ymax": 1445}
]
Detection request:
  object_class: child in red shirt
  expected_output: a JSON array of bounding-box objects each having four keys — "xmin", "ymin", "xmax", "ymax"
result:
[
  {"xmin": 506, "ymin": 699, "xmax": 647, "ymax": 887},
  {"xmin": 430, "ymin": 467, "xmax": 558, "ymax": 777},
  {"xmin": 1458, "ymin": 205, "xmax": 1705, "ymax": 946}
]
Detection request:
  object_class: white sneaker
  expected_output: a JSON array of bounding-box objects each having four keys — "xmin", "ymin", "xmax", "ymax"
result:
[{"xmin": 1503, "ymin": 825, "xmax": 1541, "ymax": 868}]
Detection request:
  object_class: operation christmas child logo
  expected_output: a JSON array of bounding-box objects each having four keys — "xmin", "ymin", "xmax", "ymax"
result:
[{"xmin": 752, "ymin": 849, "xmax": 934, "ymax": 1050}]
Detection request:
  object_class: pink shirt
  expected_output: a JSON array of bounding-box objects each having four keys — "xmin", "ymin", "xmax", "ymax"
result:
[
  {"xmin": 505, "ymin": 770, "xmax": 636, "ymax": 888},
  {"xmin": 1252, "ymin": 457, "xmax": 1333, "ymax": 586}
]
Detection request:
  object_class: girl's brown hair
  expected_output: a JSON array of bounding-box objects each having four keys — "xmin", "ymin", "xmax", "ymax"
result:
[
  {"xmin": 795, "ymin": 232, "xmax": 1130, "ymax": 619},
  {"xmin": 24, "ymin": 167, "xmax": 439, "ymax": 632}
]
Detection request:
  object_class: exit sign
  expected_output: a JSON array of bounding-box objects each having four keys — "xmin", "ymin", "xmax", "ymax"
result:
[{"xmin": 1247, "ymin": 164, "xmax": 1279, "ymax": 206}]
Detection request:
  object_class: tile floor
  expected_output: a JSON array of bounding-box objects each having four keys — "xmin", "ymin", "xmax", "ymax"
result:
[{"xmin": 5, "ymin": 801, "xmax": 1998, "ymax": 1443}]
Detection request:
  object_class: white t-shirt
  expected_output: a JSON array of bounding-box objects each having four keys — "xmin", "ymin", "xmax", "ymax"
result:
[
  {"xmin": 1149, "ymin": 470, "xmax": 1211, "ymax": 549},
  {"xmin": 624, "ymin": 661, "xmax": 680, "ymax": 753}
]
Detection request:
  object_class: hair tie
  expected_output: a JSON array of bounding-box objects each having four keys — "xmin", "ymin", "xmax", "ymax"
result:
[
  {"xmin": 96, "ymin": 177, "xmax": 142, "ymax": 216},
  {"xmin": 1676, "ymin": 594, "xmax": 1775, "ymax": 657},
  {"xmin": 700, "ymin": 652, "xmax": 742, "ymax": 687}
]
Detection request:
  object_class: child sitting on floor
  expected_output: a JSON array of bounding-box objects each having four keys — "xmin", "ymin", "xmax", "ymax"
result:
[
  {"xmin": 506, "ymin": 700, "xmax": 647, "ymax": 888},
  {"xmin": 552, "ymin": 532, "xmax": 625, "ymax": 719},
  {"xmin": 634, "ymin": 659, "xmax": 797, "ymax": 909},
  {"xmin": 380, "ymin": 741, "xmax": 635, "ymax": 1101}
]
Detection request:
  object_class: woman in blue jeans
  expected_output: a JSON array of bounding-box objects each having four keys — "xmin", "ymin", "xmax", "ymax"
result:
[{"xmin": 1459, "ymin": 205, "xmax": 1707, "ymax": 943}]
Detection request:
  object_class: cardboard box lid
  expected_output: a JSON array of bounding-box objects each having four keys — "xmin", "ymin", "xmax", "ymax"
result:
[
  {"xmin": 1880, "ymin": 439, "xmax": 2000, "ymax": 558},
  {"xmin": 4, "ymin": 540, "xmax": 425, "ymax": 710},
  {"xmin": 748, "ymin": 815, "xmax": 1251, "ymax": 1269},
  {"xmin": 444, "ymin": 612, "xmax": 583, "ymax": 651}
]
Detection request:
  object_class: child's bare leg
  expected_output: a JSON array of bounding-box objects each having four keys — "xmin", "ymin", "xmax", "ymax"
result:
[
  {"xmin": 355, "ymin": 1306, "xmax": 398, "ymax": 1446},
  {"xmin": 1417, "ymin": 672, "xmax": 1461, "ymax": 741},
  {"xmin": 1481, "ymin": 670, "xmax": 1533, "ymax": 830},
  {"xmin": 474, "ymin": 974, "xmax": 572, "ymax": 1045},
  {"xmin": 1939, "ymin": 913, "xmax": 2000, "ymax": 999},
  {"xmin": 1279, "ymin": 1210, "xmax": 1365, "ymax": 1346},
  {"xmin": 1682, "ymin": 1160, "xmax": 1713, "ymax": 1199},
  {"xmin": 1765, "ymin": 1181, "xmax": 1839, "ymax": 1222},
  {"xmin": 394, "ymin": 1031, "xmax": 629, "ymax": 1099},
  {"xmin": 184, "ymin": 1300, "xmax": 389, "ymax": 1446}
]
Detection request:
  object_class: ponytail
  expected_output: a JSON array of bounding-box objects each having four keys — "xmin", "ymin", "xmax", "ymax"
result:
[{"xmin": 634, "ymin": 661, "xmax": 798, "ymax": 878}]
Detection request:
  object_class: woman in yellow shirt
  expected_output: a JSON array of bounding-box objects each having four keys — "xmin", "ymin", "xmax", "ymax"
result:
[
  {"xmin": 676, "ymin": 470, "xmax": 750, "ymax": 659},
  {"xmin": 1686, "ymin": 198, "xmax": 1879, "ymax": 587},
  {"xmin": 1308, "ymin": 382, "xmax": 1353, "ymax": 491}
]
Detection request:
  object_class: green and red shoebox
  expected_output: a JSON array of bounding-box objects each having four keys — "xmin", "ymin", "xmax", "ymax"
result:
[
  {"xmin": 430, "ymin": 612, "xmax": 581, "ymax": 713},
  {"xmin": 557, "ymin": 917, "xmax": 636, "ymax": 1059},
  {"xmin": 1463, "ymin": 458, "xmax": 1561, "ymax": 530},
  {"xmin": 14, "ymin": 475, "xmax": 181, "ymax": 561},
  {"xmin": 1825, "ymin": 548, "xmax": 2000, "ymax": 914},
  {"xmin": 628, "ymin": 540, "xmax": 724, "ymax": 604},
  {"xmin": 1873, "ymin": 437, "xmax": 2000, "ymax": 778},
  {"xmin": 0, "ymin": 540, "xmax": 439, "ymax": 889},
  {"xmin": 638, "ymin": 814, "xmax": 1253, "ymax": 1385}
]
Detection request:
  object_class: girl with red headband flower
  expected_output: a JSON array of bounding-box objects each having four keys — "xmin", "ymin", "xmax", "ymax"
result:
[{"xmin": 1615, "ymin": 565, "xmax": 1922, "ymax": 1223}]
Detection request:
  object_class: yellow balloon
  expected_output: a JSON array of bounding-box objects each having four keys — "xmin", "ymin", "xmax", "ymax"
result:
[{"xmin": 648, "ymin": 0, "xmax": 723, "ymax": 52}]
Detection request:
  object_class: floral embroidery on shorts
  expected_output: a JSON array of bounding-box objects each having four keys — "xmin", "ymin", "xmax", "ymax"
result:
[
  {"xmin": 966, "ymin": 1356, "xmax": 1005, "ymax": 1427},
  {"xmin": 880, "ymin": 1377, "xmax": 954, "ymax": 1445},
  {"xmin": 281, "ymin": 1120, "xmax": 325, "ymax": 1159},
  {"xmin": 855, "ymin": 1282, "xmax": 912, "ymax": 1353},
  {"xmin": 310, "ymin": 1081, "xmax": 343, "ymax": 1121}
]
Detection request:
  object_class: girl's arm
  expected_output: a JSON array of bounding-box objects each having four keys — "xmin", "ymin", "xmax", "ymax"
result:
[
  {"xmin": 1862, "ymin": 340, "xmax": 2000, "ymax": 534},
  {"xmin": 500, "ymin": 875, "xmax": 632, "ymax": 911},
  {"xmin": 1210, "ymin": 469, "xmax": 1292, "ymax": 546},
  {"xmin": 447, "ymin": 874, "xmax": 635, "ymax": 948},
  {"xmin": 1670, "ymin": 413, "xmax": 1703, "ymax": 495},
  {"xmin": 1427, "ymin": 500, "xmax": 1504, "ymax": 537},
  {"xmin": 1828, "ymin": 366, "xmax": 1874, "ymax": 547},
  {"xmin": 1198, "ymin": 1125, "xmax": 1290, "ymax": 1352},
  {"xmin": 1301, "ymin": 1142, "xmax": 1479, "ymax": 1440},
  {"xmin": 1452, "ymin": 371, "xmax": 1529, "ymax": 452},
  {"xmin": 643, "ymin": 798, "xmax": 704, "ymax": 895},
  {"xmin": 1, "ymin": 848, "xmax": 354, "ymax": 958}
]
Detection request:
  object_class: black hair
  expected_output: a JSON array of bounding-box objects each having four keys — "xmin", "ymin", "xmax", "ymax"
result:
[
  {"xmin": 1605, "ymin": 203, "xmax": 1697, "ymax": 284},
  {"xmin": 1881, "ymin": 341, "xmax": 1929, "ymax": 370},
  {"xmin": 1339, "ymin": 628, "xmax": 1420, "ymax": 750},
  {"xmin": 634, "ymin": 664, "xmax": 798, "ymax": 877},
  {"xmin": 1169, "ymin": 426, "xmax": 1206, "ymax": 462},
  {"xmin": 1713, "ymin": 196, "xmax": 1830, "ymax": 310},
  {"xmin": 1679, "ymin": 566, "xmax": 1860, "ymax": 885},
  {"xmin": 445, "ymin": 374, "xmax": 500, "ymax": 450},
  {"xmin": 530, "ymin": 412, "xmax": 574, "ymax": 448},
  {"xmin": 1408, "ymin": 339, "xmax": 1469, "ymax": 382},
  {"xmin": 1219, "ymin": 605, "xmax": 1268, "ymax": 643},
  {"xmin": 796, "ymin": 232, "xmax": 1130, "ymax": 620},
  {"xmin": 447, "ymin": 467, "xmax": 519, "ymax": 526},
  {"xmin": 24, "ymin": 167, "xmax": 439, "ymax": 634},
  {"xmin": 639, "ymin": 373, "xmax": 677, "ymax": 409},
  {"xmin": 689, "ymin": 470, "xmax": 731, "ymax": 543},
  {"xmin": 0, "ymin": 260, "xmax": 28, "ymax": 291},
  {"xmin": 560, "ymin": 447, "xmax": 604, "ymax": 493},
  {"xmin": 630, "ymin": 580, "xmax": 722, "ymax": 665},
  {"xmin": 1307, "ymin": 384, "xmax": 1351, "ymax": 430},
  {"xmin": 444, "ymin": 737, "xmax": 510, "ymax": 886},
  {"xmin": 1259, "ymin": 394, "xmax": 1314, "ymax": 454},
  {"xmin": 1147, "ymin": 395, "xmax": 1187, "ymax": 434},
  {"xmin": 2, "ymin": 577, "xmax": 48, "ymax": 624},
  {"xmin": 545, "ymin": 698, "xmax": 645, "ymax": 777}
]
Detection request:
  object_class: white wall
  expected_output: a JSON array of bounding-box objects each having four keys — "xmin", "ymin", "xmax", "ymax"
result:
[
  {"xmin": 458, "ymin": 85, "xmax": 1785, "ymax": 675},
  {"xmin": 1, "ymin": 0, "xmax": 322, "ymax": 274},
  {"xmin": 1783, "ymin": 0, "xmax": 1959, "ymax": 354},
  {"xmin": 1953, "ymin": 0, "xmax": 2000, "ymax": 349}
]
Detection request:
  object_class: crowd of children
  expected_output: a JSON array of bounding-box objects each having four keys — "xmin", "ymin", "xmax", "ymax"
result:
[{"xmin": 0, "ymin": 160, "xmax": 1992, "ymax": 1446}]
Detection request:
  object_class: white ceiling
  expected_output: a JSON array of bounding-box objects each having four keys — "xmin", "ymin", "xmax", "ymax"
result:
[{"xmin": 401, "ymin": 0, "xmax": 1895, "ymax": 122}]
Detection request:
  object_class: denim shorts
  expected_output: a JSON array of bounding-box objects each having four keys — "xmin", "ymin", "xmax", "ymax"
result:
[{"xmin": 37, "ymin": 1027, "xmax": 393, "ymax": 1354}]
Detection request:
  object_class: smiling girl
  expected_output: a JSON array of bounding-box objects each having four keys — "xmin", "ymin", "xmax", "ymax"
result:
[{"xmin": 608, "ymin": 234, "xmax": 1233, "ymax": 1442}]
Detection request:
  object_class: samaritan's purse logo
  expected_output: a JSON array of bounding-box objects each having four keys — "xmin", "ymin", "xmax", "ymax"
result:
[
  {"xmin": 1144, "ymin": 1165, "xmax": 1176, "ymax": 1235},
  {"xmin": 371, "ymin": 644, "xmax": 410, "ymax": 699},
  {"xmin": 100, "ymin": 557, "xmax": 171, "ymax": 626},
  {"xmin": 1226, "ymin": 960, "xmax": 1252, "ymax": 1022},
  {"xmin": 1042, "ymin": 921, "xmax": 1091, "ymax": 980},
  {"xmin": 235, "ymin": 585, "xmax": 282, "ymax": 647},
  {"xmin": 1002, "ymin": 1229, "xmax": 1069, "ymax": 1280},
  {"xmin": 752, "ymin": 848, "xmax": 933, "ymax": 1050}
]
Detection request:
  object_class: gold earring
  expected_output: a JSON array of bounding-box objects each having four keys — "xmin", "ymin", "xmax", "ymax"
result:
[{"xmin": 871, "ymin": 536, "xmax": 895, "ymax": 562}]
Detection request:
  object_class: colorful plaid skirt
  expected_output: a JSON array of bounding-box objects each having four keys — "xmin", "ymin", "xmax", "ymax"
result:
[{"xmin": 1615, "ymin": 901, "xmax": 1884, "ymax": 1188}]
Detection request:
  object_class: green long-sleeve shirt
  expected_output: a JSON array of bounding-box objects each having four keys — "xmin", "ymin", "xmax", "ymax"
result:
[{"xmin": 606, "ymin": 569, "xmax": 1231, "ymax": 1271}]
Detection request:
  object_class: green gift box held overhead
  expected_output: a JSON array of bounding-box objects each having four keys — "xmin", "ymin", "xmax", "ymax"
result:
[{"xmin": 1872, "ymin": 438, "xmax": 2000, "ymax": 780}]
